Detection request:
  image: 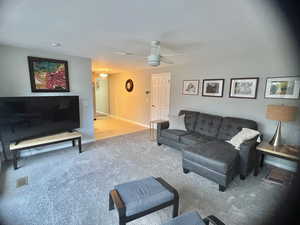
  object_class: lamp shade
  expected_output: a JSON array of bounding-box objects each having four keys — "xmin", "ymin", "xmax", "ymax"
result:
[{"xmin": 266, "ymin": 105, "xmax": 297, "ymax": 122}]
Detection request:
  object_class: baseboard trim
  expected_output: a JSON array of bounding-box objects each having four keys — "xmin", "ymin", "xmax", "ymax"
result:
[
  {"xmin": 109, "ymin": 114, "xmax": 149, "ymax": 128},
  {"xmin": 96, "ymin": 111, "xmax": 109, "ymax": 116}
]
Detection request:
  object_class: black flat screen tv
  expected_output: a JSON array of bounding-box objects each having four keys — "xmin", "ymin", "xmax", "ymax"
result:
[{"xmin": 0, "ymin": 96, "xmax": 80, "ymax": 143}]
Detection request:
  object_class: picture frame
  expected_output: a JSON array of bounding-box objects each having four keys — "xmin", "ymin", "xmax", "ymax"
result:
[
  {"xmin": 28, "ymin": 56, "xmax": 70, "ymax": 92},
  {"xmin": 182, "ymin": 80, "xmax": 199, "ymax": 95},
  {"xmin": 229, "ymin": 77, "xmax": 259, "ymax": 99},
  {"xmin": 202, "ymin": 79, "xmax": 224, "ymax": 97},
  {"xmin": 125, "ymin": 79, "xmax": 134, "ymax": 92},
  {"xmin": 265, "ymin": 76, "xmax": 300, "ymax": 99}
]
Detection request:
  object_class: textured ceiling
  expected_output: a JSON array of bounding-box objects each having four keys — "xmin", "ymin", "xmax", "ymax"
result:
[{"xmin": 0, "ymin": 0, "xmax": 292, "ymax": 73}]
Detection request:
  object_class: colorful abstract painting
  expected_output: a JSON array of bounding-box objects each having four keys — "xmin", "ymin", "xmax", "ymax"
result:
[{"xmin": 28, "ymin": 57, "xmax": 70, "ymax": 92}]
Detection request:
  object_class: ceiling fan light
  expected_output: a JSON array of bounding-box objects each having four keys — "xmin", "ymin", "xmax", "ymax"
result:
[
  {"xmin": 147, "ymin": 55, "xmax": 160, "ymax": 66},
  {"xmin": 99, "ymin": 73, "xmax": 108, "ymax": 78}
]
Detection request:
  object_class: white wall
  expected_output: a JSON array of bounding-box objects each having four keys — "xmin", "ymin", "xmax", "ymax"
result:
[
  {"xmin": 95, "ymin": 77, "xmax": 109, "ymax": 114},
  {"xmin": 0, "ymin": 45, "xmax": 94, "ymax": 143}
]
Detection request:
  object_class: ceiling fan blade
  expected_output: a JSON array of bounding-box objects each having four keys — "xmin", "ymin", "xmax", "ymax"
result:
[
  {"xmin": 161, "ymin": 53, "xmax": 184, "ymax": 57},
  {"xmin": 114, "ymin": 51, "xmax": 146, "ymax": 57},
  {"xmin": 160, "ymin": 56, "xmax": 174, "ymax": 64}
]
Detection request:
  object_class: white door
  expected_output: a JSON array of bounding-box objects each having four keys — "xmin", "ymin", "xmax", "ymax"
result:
[{"xmin": 151, "ymin": 73, "xmax": 171, "ymax": 121}]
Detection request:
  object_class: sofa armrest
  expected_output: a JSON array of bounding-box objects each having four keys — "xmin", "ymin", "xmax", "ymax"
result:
[
  {"xmin": 239, "ymin": 135, "xmax": 260, "ymax": 177},
  {"xmin": 157, "ymin": 121, "xmax": 169, "ymax": 139}
]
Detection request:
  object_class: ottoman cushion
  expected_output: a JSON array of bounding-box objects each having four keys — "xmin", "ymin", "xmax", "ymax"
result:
[
  {"xmin": 115, "ymin": 177, "xmax": 174, "ymax": 216},
  {"xmin": 183, "ymin": 141, "xmax": 239, "ymax": 174},
  {"xmin": 162, "ymin": 211, "xmax": 205, "ymax": 225}
]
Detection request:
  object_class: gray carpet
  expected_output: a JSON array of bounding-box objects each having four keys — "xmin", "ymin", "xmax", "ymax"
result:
[{"xmin": 0, "ymin": 131, "xmax": 286, "ymax": 225}]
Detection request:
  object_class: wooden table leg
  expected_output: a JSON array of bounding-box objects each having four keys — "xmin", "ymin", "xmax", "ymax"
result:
[
  {"xmin": 78, "ymin": 138, "xmax": 82, "ymax": 153},
  {"xmin": 72, "ymin": 139, "xmax": 76, "ymax": 147},
  {"xmin": 13, "ymin": 151, "xmax": 18, "ymax": 170}
]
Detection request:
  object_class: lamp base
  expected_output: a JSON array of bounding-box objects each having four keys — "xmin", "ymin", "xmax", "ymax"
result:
[{"xmin": 269, "ymin": 121, "xmax": 282, "ymax": 147}]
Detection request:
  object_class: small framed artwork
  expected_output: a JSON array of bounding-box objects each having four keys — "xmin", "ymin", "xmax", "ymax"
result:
[
  {"xmin": 182, "ymin": 80, "xmax": 199, "ymax": 95},
  {"xmin": 229, "ymin": 77, "xmax": 259, "ymax": 99},
  {"xmin": 202, "ymin": 79, "xmax": 224, "ymax": 97},
  {"xmin": 28, "ymin": 56, "xmax": 70, "ymax": 92},
  {"xmin": 265, "ymin": 76, "xmax": 300, "ymax": 99}
]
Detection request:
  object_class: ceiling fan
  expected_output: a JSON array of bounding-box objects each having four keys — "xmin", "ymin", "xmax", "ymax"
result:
[{"xmin": 115, "ymin": 40, "xmax": 182, "ymax": 67}]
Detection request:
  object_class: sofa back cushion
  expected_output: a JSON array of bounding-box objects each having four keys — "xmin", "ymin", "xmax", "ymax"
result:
[
  {"xmin": 178, "ymin": 110, "xmax": 198, "ymax": 132},
  {"xmin": 194, "ymin": 113, "xmax": 223, "ymax": 137},
  {"xmin": 217, "ymin": 117, "xmax": 258, "ymax": 140}
]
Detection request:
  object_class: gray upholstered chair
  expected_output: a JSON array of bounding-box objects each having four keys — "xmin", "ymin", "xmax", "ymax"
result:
[
  {"xmin": 109, "ymin": 177, "xmax": 179, "ymax": 225},
  {"xmin": 161, "ymin": 211, "xmax": 225, "ymax": 225}
]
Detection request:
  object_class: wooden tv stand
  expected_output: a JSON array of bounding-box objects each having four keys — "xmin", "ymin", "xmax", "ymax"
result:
[{"xmin": 10, "ymin": 131, "xmax": 82, "ymax": 170}]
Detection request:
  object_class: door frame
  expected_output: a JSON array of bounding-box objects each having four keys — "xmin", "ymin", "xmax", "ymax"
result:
[{"xmin": 150, "ymin": 72, "xmax": 171, "ymax": 121}]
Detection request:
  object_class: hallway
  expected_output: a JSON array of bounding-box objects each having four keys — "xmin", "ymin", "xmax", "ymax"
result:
[{"xmin": 94, "ymin": 116, "xmax": 147, "ymax": 140}]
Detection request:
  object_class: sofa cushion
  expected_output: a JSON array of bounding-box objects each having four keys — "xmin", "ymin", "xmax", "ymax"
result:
[
  {"xmin": 115, "ymin": 177, "xmax": 174, "ymax": 217},
  {"xmin": 162, "ymin": 211, "xmax": 205, "ymax": 225},
  {"xmin": 161, "ymin": 129, "xmax": 188, "ymax": 142},
  {"xmin": 183, "ymin": 141, "xmax": 239, "ymax": 174},
  {"xmin": 217, "ymin": 117, "xmax": 258, "ymax": 141},
  {"xmin": 179, "ymin": 110, "xmax": 198, "ymax": 132},
  {"xmin": 194, "ymin": 113, "xmax": 223, "ymax": 138},
  {"xmin": 180, "ymin": 132, "xmax": 214, "ymax": 146}
]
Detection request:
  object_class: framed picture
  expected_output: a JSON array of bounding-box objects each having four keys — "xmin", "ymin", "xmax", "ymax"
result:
[
  {"xmin": 229, "ymin": 77, "xmax": 259, "ymax": 99},
  {"xmin": 28, "ymin": 56, "xmax": 70, "ymax": 92},
  {"xmin": 202, "ymin": 79, "xmax": 224, "ymax": 97},
  {"xmin": 182, "ymin": 80, "xmax": 199, "ymax": 95},
  {"xmin": 265, "ymin": 76, "xmax": 300, "ymax": 99}
]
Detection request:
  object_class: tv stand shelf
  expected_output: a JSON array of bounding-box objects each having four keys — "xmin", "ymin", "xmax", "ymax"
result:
[{"xmin": 10, "ymin": 131, "xmax": 82, "ymax": 170}]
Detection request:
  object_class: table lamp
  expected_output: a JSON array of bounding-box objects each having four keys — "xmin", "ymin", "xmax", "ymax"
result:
[{"xmin": 266, "ymin": 104, "xmax": 297, "ymax": 147}]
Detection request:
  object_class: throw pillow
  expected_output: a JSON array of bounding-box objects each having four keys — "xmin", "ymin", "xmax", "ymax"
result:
[
  {"xmin": 168, "ymin": 115, "xmax": 186, "ymax": 131},
  {"xmin": 226, "ymin": 128, "xmax": 260, "ymax": 150}
]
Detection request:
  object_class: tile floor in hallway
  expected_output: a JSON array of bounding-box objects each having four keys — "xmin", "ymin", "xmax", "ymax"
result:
[{"xmin": 94, "ymin": 116, "xmax": 147, "ymax": 140}]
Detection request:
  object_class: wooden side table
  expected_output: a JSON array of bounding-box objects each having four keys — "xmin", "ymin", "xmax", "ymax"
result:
[
  {"xmin": 149, "ymin": 120, "xmax": 168, "ymax": 141},
  {"xmin": 254, "ymin": 142, "xmax": 300, "ymax": 176}
]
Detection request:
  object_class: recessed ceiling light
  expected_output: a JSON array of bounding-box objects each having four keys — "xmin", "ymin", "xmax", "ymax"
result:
[{"xmin": 51, "ymin": 42, "xmax": 61, "ymax": 47}]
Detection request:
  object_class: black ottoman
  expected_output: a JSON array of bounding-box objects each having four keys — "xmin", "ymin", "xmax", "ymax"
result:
[{"xmin": 109, "ymin": 177, "xmax": 179, "ymax": 225}]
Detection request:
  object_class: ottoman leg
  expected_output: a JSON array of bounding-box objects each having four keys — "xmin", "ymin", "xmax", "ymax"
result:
[
  {"xmin": 109, "ymin": 192, "xmax": 114, "ymax": 210},
  {"xmin": 219, "ymin": 185, "xmax": 226, "ymax": 192},
  {"xmin": 172, "ymin": 198, "xmax": 179, "ymax": 217},
  {"xmin": 183, "ymin": 168, "xmax": 190, "ymax": 174}
]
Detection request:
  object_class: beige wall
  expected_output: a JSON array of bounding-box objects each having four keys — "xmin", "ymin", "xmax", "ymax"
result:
[{"xmin": 109, "ymin": 71, "xmax": 151, "ymax": 126}]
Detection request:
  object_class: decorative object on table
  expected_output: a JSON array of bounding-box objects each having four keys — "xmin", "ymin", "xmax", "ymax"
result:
[
  {"xmin": 182, "ymin": 80, "xmax": 199, "ymax": 95},
  {"xmin": 266, "ymin": 104, "xmax": 297, "ymax": 146},
  {"xmin": 229, "ymin": 77, "xmax": 259, "ymax": 99},
  {"xmin": 125, "ymin": 79, "xmax": 134, "ymax": 92},
  {"xmin": 263, "ymin": 166, "xmax": 294, "ymax": 186},
  {"xmin": 202, "ymin": 79, "xmax": 224, "ymax": 97},
  {"xmin": 28, "ymin": 56, "xmax": 69, "ymax": 92},
  {"xmin": 254, "ymin": 142, "xmax": 300, "ymax": 176},
  {"xmin": 265, "ymin": 76, "xmax": 300, "ymax": 99}
]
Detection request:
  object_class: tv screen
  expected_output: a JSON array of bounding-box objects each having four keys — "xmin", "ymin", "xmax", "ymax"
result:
[{"xmin": 0, "ymin": 96, "xmax": 80, "ymax": 143}]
